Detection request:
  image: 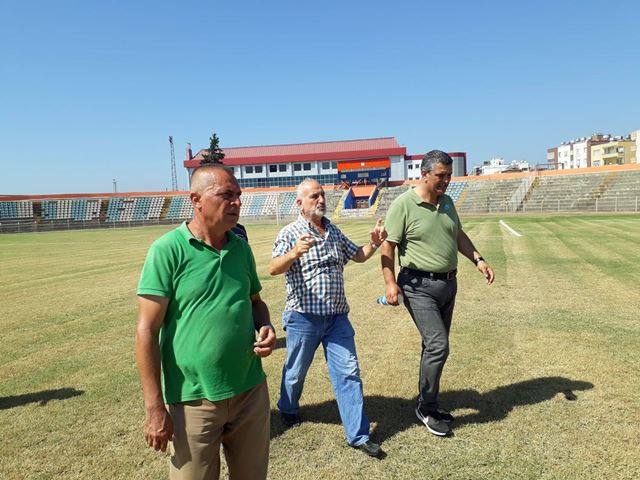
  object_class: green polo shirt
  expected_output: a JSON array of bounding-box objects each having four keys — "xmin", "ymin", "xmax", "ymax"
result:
[
  {"xmin": 137, "ymin": 222, "xmax": 265, "ymax": 404},
  {"xmin": 385, "ymin": 189, "xmax": 461, "ymax": 273}
]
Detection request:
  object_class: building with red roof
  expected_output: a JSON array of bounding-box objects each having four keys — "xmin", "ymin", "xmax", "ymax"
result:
[{"xmin": 184, "ymin": 137, "xmax": 466, "ymax": 188}]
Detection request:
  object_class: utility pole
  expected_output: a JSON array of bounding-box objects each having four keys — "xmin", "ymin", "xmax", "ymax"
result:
[{"xmin": 169, "ymin": 136, "xmax": 178, "ymax": 191}]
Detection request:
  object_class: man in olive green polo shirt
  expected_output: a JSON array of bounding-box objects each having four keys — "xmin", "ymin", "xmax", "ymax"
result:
[
  {"xmin": 381, "ymin": 150, "xmax": 495, "ymax": 437},
  {"xmin": 135, "ymin": 166, "xmax": 276, "ymax": 480}
]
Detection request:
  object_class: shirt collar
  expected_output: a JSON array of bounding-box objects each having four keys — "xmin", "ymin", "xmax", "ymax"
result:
[
  {"xmin": 297, "ymin": 213, "xmax": 331, "ymax": 230},
  {"xmin": 411, "ymin": 188, "xmax": 445, "ymax": 208},
  {"xmin": 179, "ymin": 221, "xmax": 239, "ymax": 249}
]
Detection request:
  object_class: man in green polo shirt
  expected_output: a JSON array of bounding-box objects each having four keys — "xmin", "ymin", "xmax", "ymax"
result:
[
  {"xmin": 135, "ymin": 166, "xmax": 276, "ymax": 480},
  {"xmin": 381, "ymin": 150, "xmax": 495, "ymax": 437}
]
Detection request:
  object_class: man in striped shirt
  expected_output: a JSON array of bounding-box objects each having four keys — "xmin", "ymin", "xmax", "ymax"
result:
[{"xmin": 269, "ymin": 179, "xmax": 386, "ymax": 458}]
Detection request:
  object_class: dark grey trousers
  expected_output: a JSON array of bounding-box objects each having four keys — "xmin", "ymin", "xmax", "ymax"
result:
[{"xmin": 398, "ymin": 269, "xmax": 457, "ymax": 412}]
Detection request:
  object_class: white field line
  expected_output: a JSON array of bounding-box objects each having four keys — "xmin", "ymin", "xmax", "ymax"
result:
[{"xmin": 499, "ymin": 219, "xmax": 523, "ymax": 237}]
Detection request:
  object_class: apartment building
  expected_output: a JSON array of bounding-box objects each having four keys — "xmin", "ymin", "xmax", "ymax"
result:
[{"xmin": 591, "ymin": 139, "xmax": 636, "ymax": 166}]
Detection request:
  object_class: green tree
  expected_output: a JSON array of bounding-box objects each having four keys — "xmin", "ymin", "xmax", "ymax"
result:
[{"xmin": 200, "ymin": 133, "xmax": 226, "ymax": 164}]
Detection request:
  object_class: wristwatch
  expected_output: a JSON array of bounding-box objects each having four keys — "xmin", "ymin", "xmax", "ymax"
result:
[
  {"xmin": 370, "ymin": 242, "xmax": 380, "ymax": 250},
  {"xmin": 473, "ymin": 256, "xmax": 485, "ymax": 266}
]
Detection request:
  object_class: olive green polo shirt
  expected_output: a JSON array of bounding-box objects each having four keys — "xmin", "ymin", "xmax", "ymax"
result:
[
  {"xmin": 385, "ymin": 189, "xmax": 461, "ymax": 273},
  {"xmin": 137, "ymin": 222, "xmax": 265, "ymax": 404}
]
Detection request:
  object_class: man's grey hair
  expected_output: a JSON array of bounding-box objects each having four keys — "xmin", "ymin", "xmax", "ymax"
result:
[
  {"xmin": 420, "ymin": 150, "xmax": 453, "ymax": 173},
  {"xmin": 296, "ymin": 178, "xmax": 320, "ymax": 199}
]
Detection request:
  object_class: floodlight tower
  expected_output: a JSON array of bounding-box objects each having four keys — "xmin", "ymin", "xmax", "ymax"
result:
[{"xmin": 169, "ymin": 136, "xmax": 178, "ymax": 191}]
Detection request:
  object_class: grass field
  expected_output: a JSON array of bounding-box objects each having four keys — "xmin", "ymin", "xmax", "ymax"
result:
[{"xmin": 1, "ymin": 214, "xmax": 639, "ymax": 479}]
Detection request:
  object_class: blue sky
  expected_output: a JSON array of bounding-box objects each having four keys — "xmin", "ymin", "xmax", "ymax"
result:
[{"xmin": 1, "ymin": 0, "xmax": 638, "ymax": 194}]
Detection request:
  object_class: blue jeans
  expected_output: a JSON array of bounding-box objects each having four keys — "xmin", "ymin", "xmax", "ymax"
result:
[{"xmin": 277, "ymin": 310, "xmax": 370, "ymax": 446}]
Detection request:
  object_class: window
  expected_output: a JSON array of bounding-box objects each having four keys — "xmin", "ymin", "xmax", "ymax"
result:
[
  {"xmin": 294, "ymin": 163, "xmax": 302, "ymax": 172},
  {"xmin": 269, "ymin": 165, "xmax": 278, "ymax": 173},
  {"xmin": 331, "ymin": 161, "xmax": 337, "ymax": 169},
  {"xmin": 322, "ymin": 162, "xmax": 331, "ymax": 170},
  {"xmin": 245, "ymin": 166, "xmax": 254, "ymax": 174},
  {"xmin": 408, "ymin": 164, "xmax": 413, "ymax": 170},
  {"xmin": 303, "ymin": 163, "xmax": 311, "ymax": 171},
  {"xmin": 279, "ymin": 164, "xmax": 287, "ymax": 172},
  {"xmin": 255, "ymin": 165, "xmax": 263, "ymax": 174}
]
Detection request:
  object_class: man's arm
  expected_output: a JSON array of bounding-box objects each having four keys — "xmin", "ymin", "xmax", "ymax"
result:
[
  {"xmin": 251, "ymin": 293, "xmax": 276, "ymax": 357},
  {"xmin": 351, "ymin": 242, "xmax": 381, "ymax": 263},
  {"xmin": 457, "ymin": 229, "xmax": 495, "ymax": 284},
  {"xmin": 352, "ymin": 218, "xmax": 387, "ymax": 263},
  {"xmin": 135, "ymin": 294, "xmax": 173, "ymax": 452},
  {"xmin": 268, "ymin": 235, "xmax": 315, "ymax": 275},
  {"xmin": 380, "ymin": 240, "xmax": 402, "ymax": 305}
]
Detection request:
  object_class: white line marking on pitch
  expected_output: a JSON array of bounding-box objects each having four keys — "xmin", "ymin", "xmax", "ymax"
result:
[{"xmin": 499, "ymin": 220, "xmax": 523, "ymax": 237}]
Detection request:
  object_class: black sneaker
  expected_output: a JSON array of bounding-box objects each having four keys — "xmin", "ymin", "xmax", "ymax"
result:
[
  {"xmin": 280, "ymin": 412, "xmax": 301, "ymax": 428},
  {"xmin": 351, "ymin": 439, "xmax": 382, "ymax": 458},
  {"xmin": 415, "ymin": 407, "xmax": 451, "ymax": 436},
  {"xmin": 435, "ymin": 408, "xmax": 454, "ymax": 423}
]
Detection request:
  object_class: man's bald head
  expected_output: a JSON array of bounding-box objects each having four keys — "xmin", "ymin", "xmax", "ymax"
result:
[
  {"xmin": 190, "ymin": 166, "xmax": 234, "ymax": 195},
  {"xmin": 188, "ymin": 165, "xmax": 241, "ymax": 234}
]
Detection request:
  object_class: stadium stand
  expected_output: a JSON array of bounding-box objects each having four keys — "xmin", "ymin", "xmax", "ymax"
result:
[
  {"xmin": 278, "ymin": 191, "xmax": 298, "ymax": 215},
  {"xmin": 374, "ymin": 181, "xmax": 466, "ymax": 216},
  {"xmin": 588, "ymin": 169, "xmax": 640, "ymax": 212},
  {"xmin": 0, "ymin": 200, "xmax": 33, "ymax": 220},
  {"xmin": 325, "ymin": 189, "xmax": 346, "ymax": 214},
  {"xmin": 446, "ymin": 180, "xmax": 467, "ymax": 203},
  {"xmin": 375, "ymin": 185, "xmax": 410, "ymax": 216},
  {"xmin": 166, "ymin": 195, "xmax": 193, "ymax": 220},
  {"xmin": 457, "ymin": 178, "xmax": 523, "ymax": 213},
  {"xmin": 521, "ymin": 172, "xmax": 612, "ymax": 212},
  {"xmin": 41, "ymin": 199, "xmax": 101, "ymax": 221},
  {"xmin": 3, "ymin": 165, "xmax": 640, "ymax": 234},
  {"xmin": 105, "ymin": 196, "xmax": 167, "ymax": 222},
  {"xmin": 261, "ymin": 193, "xmax": 279, "ymax": 216},
  {"xmin": 246, "ymin": 194, "xmax": 266, "ymax": 217}
]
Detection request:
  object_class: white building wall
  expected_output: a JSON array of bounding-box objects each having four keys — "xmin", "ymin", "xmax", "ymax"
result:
[
  {"xmin": 318, "ymin": 160, "xmax": 338, "ymax": 175},
  {"xmin": 630, "ymin": 129, "xmax": 639, "ymax": 163},
  {"xmin": 265, "ymin": 163, "xmax": 291, "ymax": 178},
  {"xmin": 557, "ymin": 144, "xmax": 572, "ymax": 169},
  {"xmin": 450, "ymin": 154, "xmax": 466, "ymax": 177},
  {"xmin": 573, "ymin": 141, "xmax": 589, "ymax": 168},
  {"xmin": 404, "ymin": 159, "xmax": 422, "ymax": 180},
  {"xmin": 389, "ymin": 155, "xmax": 405, "ymax": 181}
]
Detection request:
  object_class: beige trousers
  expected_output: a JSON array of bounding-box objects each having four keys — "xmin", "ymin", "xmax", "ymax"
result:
[{"xmin": 168, "ymin": 381, "xmax": 270, "ymax": 480}]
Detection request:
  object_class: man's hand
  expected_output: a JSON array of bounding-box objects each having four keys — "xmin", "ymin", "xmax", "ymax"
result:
[
  {"xmin": 254, "ymin": 325, "xmax": 276, "ymax": 357},
  {"xmin": 477, "ymin": 260, "xmax": 495, "ymax": 285},
  {"xmin": 370, "ymin": 218, "xmax": 387, "ymax": 247},
  {"xmin": 294, "ymin": 235, "xmax": 315, "ymax": 258},
  {"xmin": 384, "ymin": 282, "xmax": 402, "ymax": 306},
  {"xmin": 143, "ymin": 404, "xmax": 173, "ymax": 452}
]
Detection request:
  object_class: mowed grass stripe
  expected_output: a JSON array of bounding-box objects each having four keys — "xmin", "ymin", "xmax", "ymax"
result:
[{"xmin": 539, "ymin": 217, "xmax": 640, "ymax": 296}]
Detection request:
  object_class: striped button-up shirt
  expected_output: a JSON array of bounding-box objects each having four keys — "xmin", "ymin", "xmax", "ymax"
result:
[{"xmin": 272, "ymin": 215, "xmax": 359, "ymax": 315}]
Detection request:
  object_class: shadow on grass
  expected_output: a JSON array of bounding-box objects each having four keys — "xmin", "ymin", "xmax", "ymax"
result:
[
  {"xmin": 0, "ymin": 388, "xmax": 84, "ymax": 410},
  {"xmin": 270, "ymin": 376, "xmax": 593, "ymax": 442}
]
